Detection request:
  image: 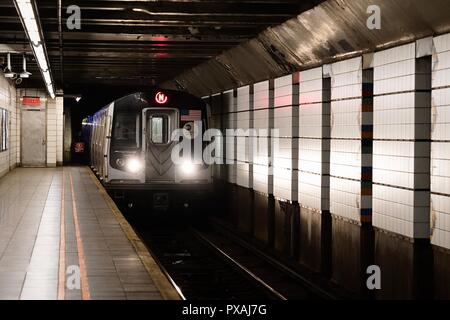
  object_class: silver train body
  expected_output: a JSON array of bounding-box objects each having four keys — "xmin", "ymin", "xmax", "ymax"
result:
[{"xmin": 82, "ymin": 90, "xmax": 212, "ymax": 193}]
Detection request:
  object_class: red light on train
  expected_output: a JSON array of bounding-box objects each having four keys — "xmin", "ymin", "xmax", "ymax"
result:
[{"xmin": 155, "ymin": 92, "xmax": 168, "ymax": 104}]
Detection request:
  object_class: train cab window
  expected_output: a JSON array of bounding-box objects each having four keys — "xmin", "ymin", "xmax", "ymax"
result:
[
  {"xmin": 112, "ymin": 113, "xmax": 140, "ymax": 148},
  {"xmin": 151, "ymin": 115, "xmax": 169, "ymax": 144}
]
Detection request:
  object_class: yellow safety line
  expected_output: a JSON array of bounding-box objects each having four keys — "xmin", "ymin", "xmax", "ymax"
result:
[
  {"xmin": 87, "ymin": 168, "xmax": 182, "ymax": 300},
  {"xmin": 58, "ymin": 170, "xmax": 66, "ymax": 300},
  {"xmin": 69, "ymin": 171, "xmax": 91, "ymax": 300}
]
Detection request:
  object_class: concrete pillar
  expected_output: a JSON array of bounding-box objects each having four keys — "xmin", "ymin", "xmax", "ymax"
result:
[
  {"xmin": 272, "ymin": 73, "xmax": 299, "ymax": 256},
  {"xmin": 63, "ymin": 103, "xmax": 72, "ymax": 164},
  {"xmin": 209, "ymin": 93, "xmax": 224, "ymax": 180},
  {"xmin": 273, "ymin": 73, "xmax": 299, "ymax": 202},
  {"xmin": 56, "ymin": 97, "xmax": 63, "ymax": 166},
  {"xmin": 297, "ymin": 66, "xmax": 332, "ymax": 273},
  {"xmin": 223, "ymin": 89, "xmax": 237, "ymax": 184},
  {"xmin": 372, "ymin": 42, "xmax": 431, "ymax": 239},
  {"xmin": 252, "ymin": 80, "xmax": 274, "ymax": 245},
  {"xmin": 298, "ymin": 66, "xmax": 331, "ymax": 213},
  {"xmin": 431, "ymin": 33, "xmax": 450, "ymax": 250},
  {"xmin": 252, "ymin": 79, "xmax": 274, "ymax": 195},
  {"xmin": 329, "ymin": 56, "xmax": 373, "ymax": 224},
  {"xmin": 236, "ymin": 85, "xmax": 253, "ymax": 189}
]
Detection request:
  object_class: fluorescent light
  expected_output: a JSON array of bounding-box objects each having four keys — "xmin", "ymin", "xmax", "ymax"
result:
[
  {"xmin": 33, "ymin": 44, "xmax": 48, "ymax": 72},
  {"xmin": 42, "ymin": 70, "xmax": 51, "ymax": 85},
  {"xmin": 13, "ymin": 0, "xmax": 55, "ymax": 99},
  {"xmin": 47, "ymin": 84, "xmax": 55, "ymax": 99}
]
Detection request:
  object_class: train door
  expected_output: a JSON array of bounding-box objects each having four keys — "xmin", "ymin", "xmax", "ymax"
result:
[{"xmin": 144, "ymin": 108, "xmax": 179, "ymax": 183}]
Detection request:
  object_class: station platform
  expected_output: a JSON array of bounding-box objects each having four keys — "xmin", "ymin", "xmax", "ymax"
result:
[{"xmin": 0, "ymin": 166, "xmax": 180, "ymax": 300}]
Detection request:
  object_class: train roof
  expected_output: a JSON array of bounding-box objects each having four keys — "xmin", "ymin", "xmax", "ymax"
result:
[{"xmin": 90, "ymin": 88, "xmax": 207, "ymax": 117}]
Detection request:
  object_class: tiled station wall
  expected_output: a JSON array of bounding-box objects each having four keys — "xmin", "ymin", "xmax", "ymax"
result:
[
  {"xmin": 372, "ymin": 44, "xmax": 431, "ymax": 239},
  {"xmin": 16, "ymin": 89, "xmax": 64, "ymax": 167},
  {"xmin": 329, "ymin": 57, "xmax": 373, "ymax": 224},
  {"xmin": 203, "ymin": 33, "xmax": 450, "ymax": 251},
  {"xmin": 298, "ymin": 68, "xmax": 330, "ymax": 214},
  {"xmin": 0, "ymin": 77, "xmax": 63, "ymax": 177},
  {"xmin": 431, "ymin": 34, "xmax": 450, "ymax": 249},
  {"xmin": 0, "ymin": 76, "xmax": 19, "ymax": 177}
]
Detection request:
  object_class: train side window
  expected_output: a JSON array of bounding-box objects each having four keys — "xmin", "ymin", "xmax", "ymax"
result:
[
  {"xmin": 151, "ymin": 115, "xmax": 169, "ymax": 144},
  {"xmin": 112, "ymin": 112, "xmax": 140, "ymax": 148}
]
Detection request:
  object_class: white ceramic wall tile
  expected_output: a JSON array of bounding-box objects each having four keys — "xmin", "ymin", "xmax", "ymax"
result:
[
  {"xmin": 431, "ymin": 193, "xmax": 450, "ymax": 249},
  {"xmin": 274, "ymin": 106, "xmax": 298, "ymax": 137},
  {"xmin": 253, "ymin": 163, "xmax": 272, "ymax": 195},
  {"xmin": 331, "ymin": 99, "xmax": 362, "ymax": 139},
  {"xmin": 227, "ymin": 164, "xmax": 236, "ymax": 184},
  {"xmin": 236, "ymin": 161, "xmax": 252, "ymax": 188},
  {"xmin": 433, "ymin": 33, "xmax": 450, "ymax": 53},
  {"xmin": 373, "ymin": 214, "xmax": 429, "ymax": 239},
  {"xmin": 254, "ymin": 80, "xmax": 270, "ymax": 110},
  {"xmin": 299, "ymin": 103, "xmax": 330, "ymax": 138},
  {"xmin": 373, "ymin": 43, "xmax": 415, "ymax": 67},
  {"xmin": 432, "ymin": 88, "xmax": 450, "ymax": 140},
  {"xmin": 299, "ymin": 67, "xmax": 324, "ymax": 105},
  {"xmin": 273, "ymin": 166, "xmax": 297, "ymax": 201},
  {"xmin": 253, "ymin": 136, "xmax": 270, "ymax": 165},
  {"xmin": 432, "ymin": 33, "xmax": 450, "ymax": 88},
  {"xmin": 236, "ymin": 111, "xmax": 251, "ymax": 130},
  {"xmin": 374, "ymin": 92, "xmax": 430, "ymax": 140},
  {"xmin": 298, "ymin": 171, "xmax": 329, "ymax": 211},
  {"xmin": 330, "ymin": 177, "xmax": 367, "ymax": 222},
  {"xmin": 373, "ymin": 184, "xmax": 429, "ymax": 238},
  {"xmin": 236, "ymin": 136, "xmax": 252, "ymax": 162},
  {"xmin": 298, "ymin": 138, "xmax": 329, "ymax": 175},
  {"xmin": 237, "ymin": 85, "xmax": 251, "ymax": 112},
  {"xmin": 273, "ymin": 137, "xmax": 298, "ymax": 169},
  {"xmin": 330, "ymin": 57, "xmax": 362, "ymax": 100},
  {"xmin": 223, "ymin": 90, "xmax": 235, "ymax": 113},
  {"xmin": 253, "ymin": 109, "xmax": 271, "ymax": 132},
  {"xmin": 330, "ymin": 139, "xmax": 366, "ymax": 180},
  {"xmin": 373, "ymin": 141, "xmax": 430, "ymax": 189},
  {"xmin": 274, "ymin": 74, "xmax": 296, "ymax": 107},
  {"xmin": 431, "ymin": 141, "xmax": 450, "ymax": 195}
]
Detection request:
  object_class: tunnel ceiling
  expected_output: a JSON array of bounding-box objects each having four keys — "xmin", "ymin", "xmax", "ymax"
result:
[
  {"xmin": 0, "ymin": 0, "xmax": 325, "ymax": 92},
  {"xmin": 163, "ymin": 0, "xmax": 450, "ymax": 97}
]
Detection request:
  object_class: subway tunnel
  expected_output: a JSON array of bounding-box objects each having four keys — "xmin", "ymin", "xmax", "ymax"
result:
[{"xmin": 0, "ymin": 0, "xmax": 450, "ymax": 305}]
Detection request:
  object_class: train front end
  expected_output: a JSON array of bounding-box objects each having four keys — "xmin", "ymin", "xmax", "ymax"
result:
[{"xmin": 106, "ymin": 90, "xmax": 213, "ymax": 211}]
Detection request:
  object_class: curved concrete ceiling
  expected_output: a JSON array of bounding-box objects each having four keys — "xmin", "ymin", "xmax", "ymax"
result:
[{"xmin": 163, "ymin": 0, "xmax": 450, "ymax": 96}]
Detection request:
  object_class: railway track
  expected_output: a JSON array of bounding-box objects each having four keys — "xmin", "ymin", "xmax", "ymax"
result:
[
  {"xmin": 128, "ymin": 218, "xmax": 273, "ymax": 300},
  {"xmin": 123, "ymin": 208, "xmax": 342, "ymax": 300}
]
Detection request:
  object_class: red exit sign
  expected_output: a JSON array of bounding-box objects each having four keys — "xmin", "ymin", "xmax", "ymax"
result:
[{"xmin": 22, "ymin": 96, "xmax": 41, "ymax": 106}]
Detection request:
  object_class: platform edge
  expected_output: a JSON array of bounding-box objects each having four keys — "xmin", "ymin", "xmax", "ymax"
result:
[{"xmin": 87, "ymin": 167, "xmax": 182, "ymax": 300}]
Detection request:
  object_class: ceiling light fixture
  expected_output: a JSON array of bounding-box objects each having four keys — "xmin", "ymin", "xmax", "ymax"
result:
[
  {"xmin": 4, "ymin": 53, "xmax": 16, "ymax": 78},
  {"xmin": 19, "ymin": 54, "xmax": 32, "ymax": 78},
  {"xmin": 13, "ymin": 0, "xmax": 55, "ymax": 98}
]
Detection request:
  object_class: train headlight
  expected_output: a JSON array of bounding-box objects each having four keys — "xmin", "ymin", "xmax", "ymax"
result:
[
  {"xmin": 126, "ymin": 157, "xmax": 143, "ymax": 173},
  {"xmin": 181, "ymin": 161, "xmax": 197, "ymax": 175},
  {"xmin": 116, "ymin": 158, "xmax": 125, "ymax": 168}
]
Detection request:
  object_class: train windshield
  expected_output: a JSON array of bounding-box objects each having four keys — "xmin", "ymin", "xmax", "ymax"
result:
[
  {"xmin": 151, "ymin": 115, "xmax": 169, "ymax": 144},
  {"xmin": 112, "ymin": 112, "xmax": 140, "ymax": 148}
]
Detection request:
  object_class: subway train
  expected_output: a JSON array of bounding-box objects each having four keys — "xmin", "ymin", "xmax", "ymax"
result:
[{"xmin": 82, "ymin": 89, "xmax": 213, "ymax": 210}]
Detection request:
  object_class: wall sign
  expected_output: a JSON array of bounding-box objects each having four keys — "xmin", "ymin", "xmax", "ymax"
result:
[{"xmin": 22, "ymin": 96, "xmax": 41, "ymax": 107}]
